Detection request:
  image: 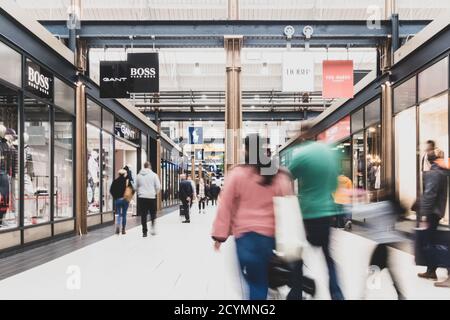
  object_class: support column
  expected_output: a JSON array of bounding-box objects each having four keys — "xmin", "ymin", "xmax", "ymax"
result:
[
  {"xmin": 227, "ymin": 0, "xmax": 239, "ymax": 20},
  {"xmin": 75, "ymin": 83, "xmax": 87, "ymax": 235},
  {"xmin": 224, "ymin": 36, "xmax": 243, "ymax": 174},
  {"xmin": 381, "ymin": 83, "xmax": 394, "ymax": 194},
  {"xmin": 191, "ymin": 157, "xmax": 196, "ymax": 180},
  {"xmin": 155, "ymin": 111, "xmax": 162, "ymax": 214}
]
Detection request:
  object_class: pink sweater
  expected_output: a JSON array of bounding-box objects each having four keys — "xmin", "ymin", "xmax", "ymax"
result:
[{"xmin": 212, "ymin": 166, "xmax": 294, "ymax": 241}]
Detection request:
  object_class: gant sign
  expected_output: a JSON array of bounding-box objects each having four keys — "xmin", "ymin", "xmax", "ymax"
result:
[{"xmin": 25, "ymin": 60, "xmax": 54, "ymax": 99}]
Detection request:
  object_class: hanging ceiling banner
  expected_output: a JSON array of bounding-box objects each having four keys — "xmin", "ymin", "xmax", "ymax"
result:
[
  {"xmin": 100, "ymin": 61, "xmax": 129, "ymax": 98},
  {"xmin": 317, "ymin": 116, "xmax": 351, "ymax": 144},
  {"xmin": 282, "ymin": 52, "xmax": 315, "ymax": 92},
  {"xmin": 322, "ymin": 60, "xmax": 354, "ymax": 99},
  {"xmin": 127, "ymin": 52, "xmax": 159, "ymax": 93}
]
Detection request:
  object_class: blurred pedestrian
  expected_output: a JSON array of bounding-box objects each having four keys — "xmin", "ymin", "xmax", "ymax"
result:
[
  {"xmin": 136, "ymin": 162, "xmax": 161, "ymax": 237},
  {"xmin": 205, "ymin": 182, "xmax": 212, "ymax": 206},
  {"xmin": 417, "ymin": 149, "xmax": 450, "ymax": 287},
  {"xmin": 212, "ymin": 134, "xmax": 294, "ymax": 300},
  {"xmin": 210, "ymin": 182, "xmax": 221, "ymax": 206},
  {"xmin": 110, "ymin": 169, "xmax": 132, "ymax": 235},
  {"xmin": 333, "ymin": 173, "xmax": 353, "ymax": 230},
  {"xmin": 179, "ymin": 174, "xmax": 193, "ymax": 223},
  {"xmin": 197, "ymin": 178, "xmax": 207, "ymax": 214},
  {"xmin": 288, "ymin": 140, "xmax": 345, "ymax": 300}
]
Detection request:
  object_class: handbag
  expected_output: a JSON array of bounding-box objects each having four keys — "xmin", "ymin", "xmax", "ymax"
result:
[
  {"xmin": 415, "ymin": 228, "xmax": 450, "ymax": 268},
  {"xmin": 123, "ymin": 179, "xmax": 135, "ymax": 202},
  {"xmin": 273, "ymin": 195, "xmax": 308, "ymax": 262}
]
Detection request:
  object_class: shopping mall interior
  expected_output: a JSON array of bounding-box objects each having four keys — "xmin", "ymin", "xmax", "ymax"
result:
[{"xmin": 0, "ymin": 0, "xmax": 449, "ymax": 302}]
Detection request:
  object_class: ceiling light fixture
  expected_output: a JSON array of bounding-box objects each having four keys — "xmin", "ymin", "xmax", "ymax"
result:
[
  {"xmin": 194, "ymin": 62, "xmax": 201, "ymax": 75},
  {"xmin": 251, "ymin": 105, "xmax": 255, "ymax": 109}
]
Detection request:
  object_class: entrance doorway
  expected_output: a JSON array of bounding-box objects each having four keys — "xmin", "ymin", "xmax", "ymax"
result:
[{"xmin": 115, "ymin": 139, "xmax": 138, "ymax": 216}]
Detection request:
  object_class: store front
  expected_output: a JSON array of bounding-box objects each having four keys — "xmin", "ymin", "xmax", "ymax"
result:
[
  {"xmin": 161, "ymin": 143, "xmax": 181, "ymax": 209},
  {"xmin": 393, "ymin": 56, "xmax": 449, "ymax": 223},
  {"xmin": 0, "ymin": 38, "xmax": 76, "ymax": 250}
]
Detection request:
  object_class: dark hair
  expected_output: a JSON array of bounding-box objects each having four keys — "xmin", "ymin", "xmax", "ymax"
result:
[
  {"xmin": 427, "ymin": 140, "xmax": 436, "ymax": 148},
  {"xmin": 244, "ymin": 134, "xmax": 277, "ymax": 186},
  {"xmin": 144, "ymin": 162, "xmax": 151, "ymax": 169}
]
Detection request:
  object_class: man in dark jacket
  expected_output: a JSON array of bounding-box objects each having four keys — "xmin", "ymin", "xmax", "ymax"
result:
[
  {"xmin": 418, "ymin": 150, "xmax": 450, "ymax": 287},
  {"xmin": 210, "ymin": 183, "xmax": 221, "ymax": 206},
  {"xmin": 179, "ymin": 174, "xmax": 193, "ymax": 223}
]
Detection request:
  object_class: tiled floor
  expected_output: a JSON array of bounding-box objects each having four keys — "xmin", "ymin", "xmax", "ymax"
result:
[{"xmin": 0, "ymin": 205, "xmax": 449, "ymax": 300}]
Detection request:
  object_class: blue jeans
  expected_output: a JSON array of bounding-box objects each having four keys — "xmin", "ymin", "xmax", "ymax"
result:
[
  {"xmin": 115, "ymin": 198, "xmax": 129, "ymax": 228},
  {"xmin": 235, "ymin": 232, "xmax": 275, "ymax": 300}
]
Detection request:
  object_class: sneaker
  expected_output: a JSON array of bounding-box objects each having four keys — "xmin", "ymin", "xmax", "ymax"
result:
[
  {"xmin": 122, "ymin": 228, "xmax": 126, "ymax": 235},
  {"xmin": 418, "ymin": 271, "xmax": 438, "ymax": 280},
  {"xmin": 115, "ymin": 226, "xmax": 120, "ymax": 235},
  {"xmin": 345, "ymin": 221, "xmax": 352, "ymax": 231},
  {"xmin": 182, "ymin": 220, "xmax": 191, "ymax": 223},
  {"xmin": 434, "ymin": 278, "xmax": 450, "ymax": 288},
  {"xmin": 143, "ymin": 233, "xmax": 148, "ymax": 238}
]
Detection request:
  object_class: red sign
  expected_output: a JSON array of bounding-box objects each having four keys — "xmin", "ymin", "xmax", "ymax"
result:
[
  {"xmin": 317, "ymin": 116, "xmax": 351, "ymax": 144},
  {"xmin": 322, "ymin": 60, "xmax": 354, "ymax": 99}
]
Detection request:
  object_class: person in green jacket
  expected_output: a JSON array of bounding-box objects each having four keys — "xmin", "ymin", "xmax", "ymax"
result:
[{"xmin": 288, "ymin": 140, "xmax": 345, "ymax": 300}]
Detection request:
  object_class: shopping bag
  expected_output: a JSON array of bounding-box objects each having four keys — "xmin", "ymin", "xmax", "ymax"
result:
[
  {"xmin": 273, "ymin": 195, "xmax": 308, "ymax": 262},
  {"xmin": 415, "ymin": 228, "xmax": 450, "ymax": 268}
]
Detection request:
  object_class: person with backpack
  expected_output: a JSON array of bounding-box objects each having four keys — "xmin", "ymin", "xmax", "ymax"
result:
[
  {"xmin": 179, "ymin": 174, "xmax": 193, "ymax": 223},
  {"xmin": 110, "ymin": 169, "xmax": 133, "ymax": 235},
  {"xmin": 212, "ymin": 134, "xmax": 294, "ymax": 300}
]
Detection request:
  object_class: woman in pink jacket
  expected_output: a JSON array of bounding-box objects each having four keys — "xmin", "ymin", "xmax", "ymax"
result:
[{"xmin": 212, "ymin": 134, "xmax": 294, "ymax": 300}]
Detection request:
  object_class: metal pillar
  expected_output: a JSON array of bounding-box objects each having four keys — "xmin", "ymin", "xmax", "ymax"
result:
[
  {"xmin": 381, "ymin": 83, "xmax": 394, "ymax": 194},
  {"xmin": 155, "ymin": 111, "xmax": 162, "ymax": 214},
  {"xmin": 391, "ymin": 13, "xmax": 400, "ymax": 53},
  {"xmin": 75, "ymin": 83, "xmax": 87, "ymax": 235},
  {"xmin": 224, "ymin": 36, "xmax": 243, "ymax": 174},
  {"xmin": 228, "ymin": 0, "xmax": 239, "ymax": 20}
]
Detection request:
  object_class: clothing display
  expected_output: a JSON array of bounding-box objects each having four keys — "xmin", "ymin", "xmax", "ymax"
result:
[
  {"xmin": 0, "ymin": 134, "xmax": 18, "ymax": 227},
  {"xmin": 87, "ymin": 150, "xmax": 100, "ymax": 213}
]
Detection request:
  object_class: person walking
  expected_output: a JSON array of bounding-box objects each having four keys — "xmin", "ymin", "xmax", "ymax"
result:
[
  {"xmin": 288, "ymin": 140, "xmax": 345, "ymax": 300},
  {"xmin": 333, "ymin": 173, "xmax": 353, "ymax": 230},
  {"xmin": 179, "ymin": 174, "xmax": 193, "ymax": 223},
  {"xmin": 212, "ymin": 134, "xmax": 294, "ymax": 300},
  {"xmin": 205, "ymin": 182, "xmax": 212, "ymax": 206},
  {"xmin": 197, "ymin": 178, "xmax": 207, "ymax": 214},
  {"xmin": 136, "ymin": 162, "xmax": 161, "ymax": 237},
  {"xmin": 210, "ymin": 183, "xmax": 221, "ymax": 206},
  {"xmin": 417, "ymin": 149, "xmax": 450, "ymax": 287},
  {"xmin": 110, "ymin": 169, "xmax": 132, "ymax": 235}
]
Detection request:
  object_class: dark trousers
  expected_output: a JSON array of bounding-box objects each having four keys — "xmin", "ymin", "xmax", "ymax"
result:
[
  {"xmin": 426, "ymin": 213, "xmax": 442, "ymax": 273},
  {"xmin": 236, "ymin": 232, "xmax": 275, "ymax": 300},
  {"xmin": 289, "ymin": 216, "xmax": 344, "ymax": 300},
  {"xmin": 138, "ymin": 198, "xmax": 157, "ymax": 234},
  {"xmin": 198, "ymin": 197, "xmax": 206, "ymax": 210},
  {"xmin": 211, "ymin": 197, "xmax": 218, "ymax": 206},
  {"xmin": 181, "ymin": 198, "xmax": 190, "ymax": 221}
]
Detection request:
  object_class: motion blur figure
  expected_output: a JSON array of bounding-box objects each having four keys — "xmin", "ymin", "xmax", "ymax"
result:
[
  {"xmin": 417, "ymin": 149, "xmax": 450, "ymax": 287},
  {"xmin": 333, "ymin": 173, "xmax": 353, "ymax": 230},
  {"xmin": 212, "ymin": 134, "xmax": 294, "ymax": 300},
  {"xmin": 288, "ymin": 139, "xmax": 345, "ymax": 300}
]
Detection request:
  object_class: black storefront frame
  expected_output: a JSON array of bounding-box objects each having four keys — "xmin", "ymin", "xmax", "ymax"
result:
[
  {"xmin": 392, "ymin": 53, "xmax": 450, "ymax": 226},
  {"xmin": 0, "ymin": 48, "xmax": 76, "ymax": 247}
]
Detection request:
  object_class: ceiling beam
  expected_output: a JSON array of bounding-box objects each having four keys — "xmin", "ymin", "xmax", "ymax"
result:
[
  {"xmin": 144, "ymin": 111, "xmax": 321, "ymax": 121},
  {"xmin": 40, "ymin": 20, "xmax": 430, "ymax": 48}
]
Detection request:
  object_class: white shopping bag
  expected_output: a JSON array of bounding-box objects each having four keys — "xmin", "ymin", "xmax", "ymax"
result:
[{"xmin": 273, "ymin": 195, "xmax": 308, "ymax": 262}]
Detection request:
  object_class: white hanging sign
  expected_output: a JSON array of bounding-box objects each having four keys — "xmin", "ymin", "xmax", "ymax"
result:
[{"xmin": 282, "ymin": 52, "xmax": 315, "ymax": 92}]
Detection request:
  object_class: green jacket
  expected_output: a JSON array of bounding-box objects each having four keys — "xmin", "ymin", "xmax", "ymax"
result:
[{"xmin": 288, "ymin": 141, "xmax": 339, "ymax": 220}]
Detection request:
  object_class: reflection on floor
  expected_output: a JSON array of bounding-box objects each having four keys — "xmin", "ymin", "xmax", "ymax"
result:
[{"xmin": 0, "ymin": 206, "xmax": 449, "ymax": 300}]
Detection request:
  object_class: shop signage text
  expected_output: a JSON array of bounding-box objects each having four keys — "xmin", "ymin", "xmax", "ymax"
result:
[
  {"xmin": 115, "ymin": 121, "xmax": 139, "ymax": 143},
  {"xmin": 25, "ymin": 59, "xmax": 54, "ymax": 99},
  {"xmin": 317, "ymin": 116, "xmax": 351, "ymax": 144},
  {"xmin": 100, "ymin": 61, "xmax": 129, "ymax": 98},
  {"xmin": 322, "ymin": 60, "xmax": 354, "ymax": 99},
  {"xmin": 282, "ymin": 52, "xmax": 315, "ymax": 92}
]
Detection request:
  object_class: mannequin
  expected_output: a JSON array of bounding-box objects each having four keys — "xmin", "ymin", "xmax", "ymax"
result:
[
  {"xmin": 0, "ymin": 125, "xmax": 10, "ymax": 226},
  {"xmin": 23, "ymin": 133, "xmax": 35, "ymax": 196},
  {"xmin": 87, "ymin": 150, "xmax": 100, "ymax": 211}
]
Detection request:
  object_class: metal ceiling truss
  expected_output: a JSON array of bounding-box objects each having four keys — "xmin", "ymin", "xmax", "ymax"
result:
[
  {"xmin": 145, "ymin": 111, "xmax": 321, "ymax": 121},
  {"xmin": 40, "ymin": 20, "xmax": 430, "ymax": 48}
]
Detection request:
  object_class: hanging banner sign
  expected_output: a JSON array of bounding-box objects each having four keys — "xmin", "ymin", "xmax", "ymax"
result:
[
  {"xmin": 317, "ymin": 116, "xmax": 351, "ymax": 144},
  {"xmin": 282, "ymin": 52, "xmax": 315, "ymax": 92},
  {"xmin": 127, "ymin": 52, "xmax": 159, "ymax": 93},
  {"xmin": 322, "ymin": 60, "xmax": 354, "ymax": 99},
  {"xmin": 100, "ymin": 61, "xmax": 129, "ymax": 98},
  {"xmin": 25, "ymin": 59, "xmax": 54, "ymax": 100}
]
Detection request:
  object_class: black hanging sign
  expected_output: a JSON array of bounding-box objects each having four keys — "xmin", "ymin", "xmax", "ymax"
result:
[
  {"xmin": 100, "ymin": 61, "xmax": 130, "ymax": 98},
  {"xmin": 25, "ymin": 59, "xmax": 54, "ymax": 100},
  {"xmin": 127, "ymin": 52, "xmax": 159, "ymax": 93}
]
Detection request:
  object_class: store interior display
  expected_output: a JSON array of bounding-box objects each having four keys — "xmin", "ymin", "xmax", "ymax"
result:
[
  {"xmin": 87, "ymin": 124, "xmax": 101, "ymax": 214},
  {"xmin": 102, "ymin": 132, "xmax": 114, "ymax": 212},
  {"xmin": 115, "ymin": 139, "xmax": 137, "ymax": 215},
  {"xmin": 23, "ymin": 102, "xmax": 51, "ymax": 225}
]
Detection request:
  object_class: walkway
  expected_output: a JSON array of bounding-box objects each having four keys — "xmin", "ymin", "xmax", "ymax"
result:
[{"xmin": 0, "ymin": 206, "xmax": 448, "ymax": 300}]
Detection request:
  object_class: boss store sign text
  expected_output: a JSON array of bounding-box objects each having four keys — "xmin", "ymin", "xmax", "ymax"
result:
[
  {"xmin": 25, "ymin": 59, "xmax": 54, "ymax": 100},
  {"xmin": 99, "ymin": 52, "xmax": 159, "ymax": 98}
]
